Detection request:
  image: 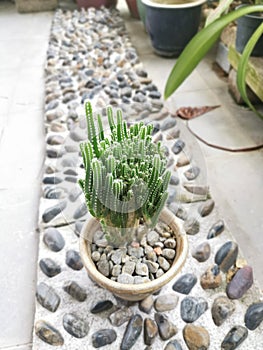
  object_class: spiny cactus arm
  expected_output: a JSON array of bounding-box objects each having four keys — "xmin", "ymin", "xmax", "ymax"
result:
[
  {"xmin": 97, "ymin": 114, "xmax": 104, "ymax": 141},
  {"xmin": 162, "ymin": 171, "xmax": 171, "ymax": 193},
  {"xmin": 146, "ymin": 124, "xmax": 153, "ymax": 136},
  {"xmin": 91, "ymin": 159, "xmax": 103, "ymax": 217},
  {"xmin": 107, "ymin": 105, "xmax": 116, "ymax": 139},
  {"xmin": 116, "ymin": 109, "xmax": 124, "ymax": 142},
  {"xmin": 85, "ymin": 101, "xmax": 100, "ymax": 157},
  {"xmin": 105, "ymin": 173, "xmax": 113, "ymax": 209},
  {"xmin": 149, "ymin": 192, "xmax": 169, "ymax": 228}
]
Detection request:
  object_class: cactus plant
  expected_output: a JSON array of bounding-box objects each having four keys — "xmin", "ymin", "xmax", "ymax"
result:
[{"xmin": 79, "ymin": 101, "xmax": 171, "ymax": 246}]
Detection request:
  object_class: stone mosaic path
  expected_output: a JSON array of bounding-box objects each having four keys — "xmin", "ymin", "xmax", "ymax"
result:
[{"xmin": 33, "ymin": 7, "xmax": 263, "ymax": 350}]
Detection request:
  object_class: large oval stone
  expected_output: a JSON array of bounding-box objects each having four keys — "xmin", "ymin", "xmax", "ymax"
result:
[
  {"xmin": 245, "ymin": 302, "xmax": 263, "ymax": 330},
  {"xmin": 42, "ymin": 201, "xmax": 67, "ymax": 223},
  {"xmin": 43, "ymin": 227, "xmax": 65, "ymax": 252},
  {"xmin": 63, "ymin": 281, "xmax": 87, "ymax": 302},
  {"xmin": 66, "ymin": 250, "xmax": 83, "ymax": 270},
  {"xmin": 154, "ymin": 313, "xmax": 177, "ymax": 340},
  {"xmin": 215, "ymin": 241, "xmax": 238, "ymax": 272},
  {"xmin": 92, "ymin": 329, "xmax": 117, "ymax": 348},
  {"xmin": 226, "ymin": 266, "xmax": 253, "ymax": 299},
  {"xmin": 35, "ymin": 320, "xmax": 64, "ymax": 346},
  {"xmin": 164, "ymin": 339, "xmax": 183, "ymax": 350},
  {"xmin": 212, "ymin": 296, "xmax": 235, "ymax": 326},
  {"xmin": 39, "ymin": 258, "xmax": 61, "ymax": 277},
  {"xmin": 207, "ymin": 220, "xmax": 225, "ymax": 239},
  {"xmin": 221, "ymin": 326, "xmax": 248, "ymax": 350},
  {"xmin": 36, "ymin": 282, "xmax": 60, "ymax": 312},
  {"xmin": 90, "ymin": 300, "xmax": 114, "ymax": 314},
  {"xmin": 198, "ymin": 199, "xmax": 215, "ymax": 217},
  {"xmin": 172, "ymin": 273, "xmax": 197, "ymax": 294},
  {"xmin": 63, "ymin": 313, "xmax": 89, "ymax": 338},
  {"xmin": 181, "ymin": 296, "xmax": 208, "ymax": 323},
  {"xmin": 121, "ymin": 314, "xmax": 143, "ymax": 350},
  {"xmin": 154, "ymin": 294, "xmax": 178, "ymax": 312},
  {"xmin": 183, "ymin": 324, "xmax": 210, "ymax": 350},
  {"xmin": 144, "ymin": 318, "xmax": 158, "ymax": 346}
]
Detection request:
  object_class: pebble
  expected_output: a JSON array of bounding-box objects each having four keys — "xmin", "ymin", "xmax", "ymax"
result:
[
  {"xmin": 198, "ymin": 199, "xmax": 215, "ymax": 217},
  {"xmin": 183, "ymin": 217, "xmax": 200, "ymax": 235},
  {"xmin": 215, "ymin": 241, "xmax": 238, "ymax": 272},
  {"xmin": 172, "ymin": 140, "xmax": 185, "ymax": 154},
  {"xmin": 44, "ymin": 187, "xmax": 66, "ymax": 199},
  {"xmin": 42, "ymin": 200, "xmax": 67, "ymax": 223},
  {"xmin": 90, "ymin": 300, "xmax": 114, "ymax": 314},
  {"xmin": 63, "ymin": 281, "xmax": 87, "ymax": 302},
  {"xmin": 154, "ymin": 313, "xmax": 178, "ymax": 340},
  {"xmin": 200, "ymin": 265, "xmax": 222, "ymax": 289},
  {"xmin": 170, "ymin": 175, "xmax": 179, "ymax": 186},
  {"xmin": 73, "ymin": 203, "xmax": 88, "ymax": 219},
  {"xmin": 75, "ymin": 221, "xmax": 84, "ymax": 236},
  {"xmin": 169, "ymin": 203, "xmax": 188, "ymax": 220},
  {"xmin": 92, "ymin": 329, "xmax": 117, "ymax": 348},
  {"xmin": 97, "ymin": 259, "xmax": 110, "ymax": 277},
  {"xmin": 121, "ymin": 314, "xmax": 143, "ymax": 350},
  {"xmin": 145, "ymin": 260, "xmax": 159, "ymax": 273},
  {"xmin": 161, "ymin": 117, "xmax": 177, "ymax": 131},
  {"xmin": 144, "ymin": 318, "xmax": 158, "ymax": 346},
  {"xmin": 211, "ymin": 296, "xmax": 235, "ymax": 326},
  {"xmin": 156, "ymin": 268, "xmax": 165, "ymax": 278},
  {"xmin": 39, "ymin": 258, "xmax": 61, "ymax": 277},
  {"xmin": 118, "ymin": 273, "xmax": 134, "ymax": 284},
  {"xmin": 50, "ymin": 121, "xmax": 66, "ymax": 133},
  {"xmin": 244, "ymin": 302, "xmax": 263, "ymax": 330},
  {"xmin": 47, "ymin": 134, "xmax": 64, "ymax": 145},
  {"xmin": 46, "ymin": 148, "xmax": 64, "ymax": 158},
  {"xmin": 122, "ymin": 261, "xmax": 136, "ymax": 275},
  {"xmin": 164, "ymin": 339, "xmax": 183, "ymax": 350},
  {"xmin": 172, "ymin": 273, "xmax": 197, "ymax": 294},
  {"xmin": 192, "ymin": 242, "xmax": 211, "ymax": 262},
  {"xmin": 139, "ymin": 295, "xmax": 154, "ymax": 314},
  {"xmin": 43, "ymin": 227, "xmax": 65, "ymax": 252},
  {"xmin": 128, "ymin": 246, "xmax": 144, "ymax": 258},
  {"xmin": 176, "ymin": 153, "xmax": 190, "ymax": 167},
  {"xmin": 35, "ymin": 320, "xmax": 64, "ymax": 346},
  {"xmin": 66, "ymin": 250, "xmax": 83, "ymax": 270},
  {"xmin": 221, "ymin": 326, "xmax": 248, "ymax": 350},
  {"xmin": 226, "ymin": 265, "xmax": 253, "ymax": 299},
  {"xmin": 147, "ymin": 230, "xmax": 160, "ymax": 246},
  {"xmin": 63, "ymin": 313, "xmax": 89, "ymax": 339},
  {"xmin": 180, "ymin": 296, "xmax": 208, "ymax": 323},
  {"xmin": 109, "ymin": 307, "xmax": 133, "ymax": 327},
  {"xmin": 111, "ymin": 249, "xmax": 126, "ymax": 264},
  {"xmin": 112, "ymin": 264, "xmax": 122, "ymax": 276},
  {"xmin": 36, "ymin": 282, "xmax": 60, "ymax": 312},
  {"xmin": 161, "ymin": 248, "xmax": 176, "ymax": 260},
  {"xmin": 135, "ymin": 262, "xmax": 149, "ymax": 276},
  {"xmin": 158, "ymin": 256, "xmax": 170, "ymax": 271},
  {"xmin": 184, "ymin": 166, "xmax": 200, "ymax": 181},
  {"xmin": 43, "ymin": 176, "xmax": 63, "ymax": 185},
  {"xmin": 154, "ymin": 294, "xmax": 178, "ymax": 312},
  {"xmin": 207, "ymin": 220, "xmax": 225, "ymax": 239},
  {"xmin": 183, "ymin": 324, "xmax": 210, "ymax": 350},
  {"xmin": 164, "ymin": 238, "xmax": 176, "ymax": 249},
  {"xmin": 183, "ymin": 184, "xmax": 209, "ymax": 196}
]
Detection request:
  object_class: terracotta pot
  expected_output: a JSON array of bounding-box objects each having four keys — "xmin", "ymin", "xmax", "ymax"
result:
[
  {"xmin": 80, "ymin": 207, "xmax": 188, "ymax": 301},
  {"xmin": 76, "ymin": 0, "xmax": 117, "ymax": 10},
  {"xmin": 126, "ymin": 0, "xmax": 140, "ymax": 19}
]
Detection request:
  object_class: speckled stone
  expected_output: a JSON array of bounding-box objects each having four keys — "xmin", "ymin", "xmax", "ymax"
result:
[
  {"xmin": 198, "ymin": 199, "xmax": 215, "ymax": 217},
  {"xmin": 200, "ymin": 265, "xmax": 222, "ymax": 290},
  {"xmin": 164, "ymin": 339, "xmax": 183, "ymax": 350},
  {"xmin": 66, "ymin": 250, "xmax": 83, "ymax": 270},
  {"xmin": 63, "ymin": 313, "xmax": 89, "ymax": 339},
  {"xmin": 245, "ymin": 302, "xmax": 263, "ymax": 330},
  {"xmin": 183, "ymin": 324, "xmax": 210, "ymax": 350},
  {"xmin": 184, "ymin": 217, "xmax": 200, "ymax": 235},
  {"xmin": 192, "ymin": 242, "xmax": 211, "ymax": 262},
  {"xmin": 221, "ymin": 326, "xmax": 248, "ymax": 350},
  {"xmin": 92, "ymin": 329, "xmax": 117, "ymax": 348},
  {"xmin": 39, "ymin": 258, "xmax": 61, "ymax": 277},
  {"xmin": 35, "ymin": 320, "xmax": 64, "ymax": 346},
  {"xmin": 90, "ymin": 300, "xmax": 114, "ymax": 314},
  {"xmin": 207, "ymin": 220, "xmax": 225, "ymax": 239},
  {"xmin": 212, "ymin": 296, "xmax": 235, "ymax": 326},
  {"xmin": 172, "ymin": 273, "xmax": 197, "ymax": 294},
  {"xmin": 154, "ymin": 294, "xmax": 179, "ymax": 312},
  {"xmin": 43, "ymin": 227, "xmax": 65, "ymax": 252},
  {"xmin": 63, "ymin": 281, "xmax": 87, "ymax": 302},
  {"xmin": 109, "ymin": 307, "xmax": 133, "ymax": 327},
  {"xmin": 181, "ymin": 296, "xmax": 208, "ymax": 323},
  {"xmin": 36, "ymin": 282, "xmax": 60, "ymax": 312},
  {"xmin": 117, "ymin": 273, "xmax": 134, "ymax": 284},
  {"xmin": 121, "ymin": 314, "xmax": 143, "ymax": 350},
  {"xmin": 139, "ymin": 295, "xmax": 154, "ymax": 314},
  {"xmin": 154, "ymin": 313, "xmax": 178, "ymax": 340},
  {"xmin": 144, "ymin": 318, "xmax": 158, "ymax": 346},
  {"xmin": 158, "ymin": 256, "xmax": 170, "ymax": 271},
  {"xmin": 226, "ymin": 266, "xmax": 253, "ymax": 299},
  {"xmin": 42, "ymin": 201, "xmax": 67, "ymax": 223},
  {"xmin": 215, "ymin": 241, "xmax": 238, "ymax": 272}
]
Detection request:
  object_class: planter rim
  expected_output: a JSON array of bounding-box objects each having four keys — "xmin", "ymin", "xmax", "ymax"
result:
[
  {"xmin": 79, "ymin": 207, "xmax": 188, "ymax": 297},
  {"xmin": 236, "ymin": 4, "xmax": 263, "ymax": 20},
  {"xmin": 141, "ymin": 0, "xmax": 206, "ymax": 9}
]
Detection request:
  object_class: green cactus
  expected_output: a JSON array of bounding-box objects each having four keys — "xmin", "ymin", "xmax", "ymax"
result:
[{"xmin": 79, "ymin": 101, "xmax": 171, "ymax": 246}]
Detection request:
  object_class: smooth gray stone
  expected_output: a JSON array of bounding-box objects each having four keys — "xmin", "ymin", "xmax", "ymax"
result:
[
  {"xmin": 226, "ymin": 266, "xmax": 253, "ymax": 299},
  {"xmin": 144, "ymin": 318, "xmax": 158, "ymax": 346},
  {"xmin": 47, "ymin": 134, "xmax": 64, "ymax": 145},
  {"xmin": 215, "ymin": 241, "xmax": 238, "ymax": 272},
  {"xmin": 63, "ymin": 313, "xmax": 89, "ymax": 338},
  {"xmin": 183, "ymin": 217, "xmax": 200, "ymax": 235},
  {"xmin": 35, "ymin": 320, "xmax": 64, "ymax": 345},
  {"xmin": 170, "ymin": 175, "xmax": 179, "ymax": 186},
  {"xmin": 171, "ymin": 140, "xmax": 185, "ymax": 155},
  {"xmin": 64, "ymin": 168, "xmax": 78, "ymax": 176},
  {"xmin": 154, "ymin": 313, "xmax": 177, "ymax": 340},
  {"xmin": 164, "ymin": 339, "xmax": 183, "ymax": 350},
  {"xmin": 69, "ymin": 187, "xmax": 82, "ymax": 202},
  {"xmin": 36, "ymin": 282, "xmax": 60, "ymax": 312},
  {"xmin": 198, "ymin": 199, "xmax": 215, "ymax": 217},
  {"xmin": 42, "ymin": 200, "xmax": 67, "ymax": 223},
  {"xmin": 161, "ymin": 117, "xmax": 177, "ymax": 131},
  {"xmin": 73, "ymin": 202, "xmax": 88, "ymax": 219},
  {"xmin": 66, "ymin": 250, "xmax": 83, "ymax": 270},
  {"xmin": 149, "ymin": 91, "xmax": 161, "ymax": 99},
  {"xmin": 212, "ymin": 296, "xmax": 235, "ymax": 326},
  {"xmin": 184, "ymin": 166, "xmax": 200, "ymax": 181},
  {"xmin": 63, "ymin": 281, "xmax": 87, "ymax": 302},
  {"xmin": 75, "ymin": 221, "xmax": 84, "ymax": 236},
  {"xmin": 90, "ymin": 300, "xmax": 114, "ymax": 314},
  {"xmin": 169, "ymin": 202, "xmax": 187, "ymax": 220},
  {"xmin": 92, "ymin": 329, "xmax": 117, "ymax": 348},
  {"xmin": 192, "ymin": 242, "xmax": 211, "ymax": 262},
  {"xmin": 181, "ymin": 296, "xmax": 208, "ymax": 323},
  {"xmin": 245, "ymin": 302, "xmax": 263, "ymax": 330},
  {"xmin": 43, "ymin": 176, "xmax": 63, "ymax": 185},
  {"xmin": 172, "ymin": 273, "xmax": 197, "ymax": 294},
  {"xmin": 46, "ymin": 148, "xmax": 64, "ymax": 158},
  {"xmin": 109, "ymin": 307, "xmax": 133, "ymax": 327},
  {"xmin": 139, "ymin": 295, "xmax": 154, "ymax": 314},
  {"xmin": 39, "ymin": 258, "xmax": 61, "ymax": 277},
  {"xmin": 44, "ymin": 187, "xmax": 67, "ymax": 199},
  {"xmin": 65, "ymin": 176, "xmax": 77, "ymax": 183},
  {"xmin": 121, "ymin": 314, "xmax": 143, "ymax": 350},
  {"xmin": 221, "ymin": 326, "xmax": 248, "ymax": 350},
  {"xmin": 154, "ymin": 294, "xmax": 178, "ymax": 312},
  {"xmin": 207, "ymin": 220, "xmax": 225, "ymax": 239},
  {"xmin": 43, "ymin": 227, "xmax": 65, "ymax": 252}
]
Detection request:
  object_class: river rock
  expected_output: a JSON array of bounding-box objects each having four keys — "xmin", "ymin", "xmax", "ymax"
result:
[
  {"xmin": 66, "ymin": 250, "xmax": 83, "ymax": 270},
  {"xmin": 147, "ymin": 230, "xmax": 160, "ymax": 246},
  {"xmin": 109, "ymin": 307, "xmax": 133, "ymax": 327},
  {"xmin": 158, "ymin": 256, "xmax": 170, "ymax": 271},
  {"xmin": 183, "ymin": 324, "xmax": 210, "ymax": 350},
  {"xmin": 192, "ymin": 242, "xmax": 211, "ymax": 262},
  {"xmin": 121, "ymin": 314, "xmax": 143, "ymax": 350},
  {"xmin": 92, "ymin": 329, "xmax": 117, "ymax": 348},
  {"xmin": 200, "ymin": 265, "xmax": 222, "ymax": 289},
  {"xmin": 226, "ymin": 265, "xmax": 253, "ymax": 299},
  {"xmin": 161, "ymin": 117, "xmax": 176, "ymax": 131},
  {"xmin": 154, "ymin": 294, "xmax": 179, "ymax": 312},
  {"xmin": 43, "ymin": 176, "xmax": 63, "ymax": 185},
  {"xmin": 154, "ymin": 313, "xmax": 177, "ymax": 340},
  {"xmin": 184, "ymin": 217, "xmax": 200, "ymax": 235},
  {"xmin": 90, "ymin": 300, "xmax": 114, "ymax": 314},
  {"xmin": 164, "ymin": 339, "xmax": 183, "ymax": 350},
  {"xmin": 42, "ymin": 200, "xmax": 67, "ymax": 223},
  {"xmin": 169, "ymin": 202, "xmax": 188, "ymax": 220},
  {"xmin": 207, "ymin": 220, "xmax": 225, "ymax": 239},
  {"xmin": 170, "ymin": 175, "xmax": 180, "ymax": 185},
  {"xmin": 184, "ymin": 166, "xmax": 200, "ymax": 181},
  {"xmin": 47, "ymin": 134, "xmax": 64, "ymax": 145},
  {"xmin": 135, "ymin": 262, "xmax": 149, "ymax": 276},
  {"xmin": 73, "ymin": 203, "xmax": 88, "ymax": 219},
  {"xmin": 36, "ymin": 282, "xmax": 60, "ymax": 312},
  {"xmin": 198, "ymin": 199, "xmax": 215, "ymax": 217},
  {"xmin": 144, "ymin": 318, "xmax": 158, "ymax": 346},
  {"xmin": 176, "ymin": 153, "xmax": 190, "ymax": 167},
  {"xmin": 212, "ymin": 296, "xmax": 235, "ymax": 326},
  {"xmin": 181, "ymin": 296, "xmax": 208, "ymax": 323},
  {"xmin": 172, "ymin": 140, "xmax": 185, "ymax": 154},
  {"xmin": 39, "ymin": 258, "xmax": 61, "ymax": 277},
  {"xmin": 117, "ymin": 273, "xmax": 134, "ymax": 284},
  {"xmin": 35, "ymin": 320, "xmax": 64, "ymax": 346},
  {"xmin": 139, "ymin": 295, "xmax": 154, "ymax": 314},
  {"xmin": 161, "ymin": 248, "xmax": 176, "ymax": 260},
  {"xmin": 221, "ymin": 326, "xmax": 248, "ymax": 350},
  {"xmin": 244, "ymin": 302, "xmax": 263, "ymax": 330},
  {"xmin": 63, "ymin": 281, "xmax": 87, "ymax": 302},
  {"xmin": 63, "ymin": 313, "xmax": 89, "ymax": 338},
  {"xmin": 215, "ymin": 241, "xmax": 238, "ymax": 272},
  {"xmin": 172, "ymin": 273, "xmax": 197, "ymax": 294},
  {"xmin": 43, "ymin": 227, "xmax": 65, "ymax": 252}
]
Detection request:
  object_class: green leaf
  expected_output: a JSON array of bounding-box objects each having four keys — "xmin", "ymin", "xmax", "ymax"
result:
[
  {"xmin": 164, "ymin": 5, "xmax": 263, "ymax": 99},
  {"xmin": 205, "ymin": 0, "xmax": 233, "ymax": 26},
  {"xmin": 237, "ymin": 22, "xmax": 263, "ymax": 119}
]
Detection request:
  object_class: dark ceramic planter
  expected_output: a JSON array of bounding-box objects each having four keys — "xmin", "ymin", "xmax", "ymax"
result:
[
  {"xmin": 236, "ymin": 6, "xmax": 263, "ymax": 57},
  {"xmin": 76, "ymin": 0, "xmax": 117, "ymax": 9},
  {"xmin": 142, "ymin": 0, "xmax": 206, "ymax": 57},
  {"xmin": 126, "ymin": 0, "xmax": 140, "ymax": 19}
]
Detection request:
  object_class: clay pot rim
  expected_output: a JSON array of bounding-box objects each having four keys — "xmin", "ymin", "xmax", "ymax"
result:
[{"xmin": 79, "ymin": 207, "xmax": 188, "ymax": 297}]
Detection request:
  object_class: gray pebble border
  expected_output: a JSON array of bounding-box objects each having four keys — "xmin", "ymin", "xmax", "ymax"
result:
[{"xmin": 33, "ymin": 7, "xmax": 263, "ymax": 350}]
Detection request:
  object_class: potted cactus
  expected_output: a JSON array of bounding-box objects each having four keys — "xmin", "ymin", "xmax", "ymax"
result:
[{"xmin": 79, "ymin": 102, "xmax": 188, "ymax": 300}]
